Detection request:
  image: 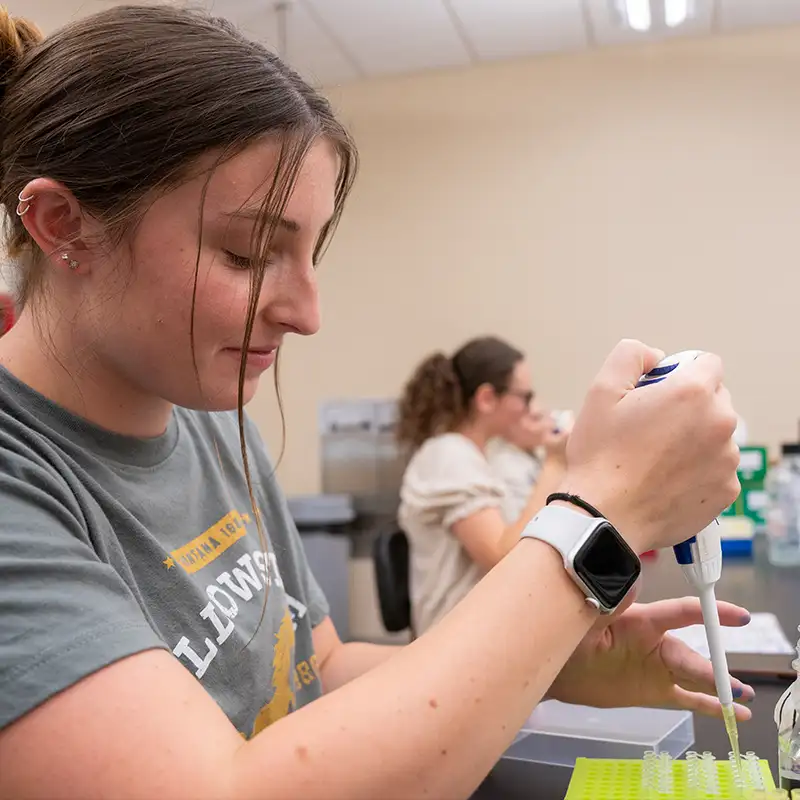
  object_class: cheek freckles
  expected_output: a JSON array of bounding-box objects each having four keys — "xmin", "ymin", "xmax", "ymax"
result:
[{"xmin": 192, "ymin": 272, "xmax": 254, "ymax": 339}]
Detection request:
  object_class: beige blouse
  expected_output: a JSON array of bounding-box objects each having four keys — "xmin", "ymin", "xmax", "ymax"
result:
[
  {"xmin": 398, "ymin": 433, "xmax": 505, "ymax": 634},
  {"xmin": 485, "ymin": 438, "xmax": 542, "ymax": 524}
]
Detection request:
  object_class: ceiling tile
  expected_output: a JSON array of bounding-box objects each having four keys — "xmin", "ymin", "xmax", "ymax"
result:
[
  {"xmin": 718, "ymin": 0, "xmax": 800, "ymax": 30},
  {"xmin": 230, "ymin": 0, "xmax": 360, "ymax": 85},
  {"xmin": 6, "ymin": 0, "xmax": 357, "ymax": 86},
  {"xmin": 303, "ymin": 0, "xmax": 472, "ymax": 77},
  {"xmin": 586, "ymin": 0, "xmax": 715, "ymax": 47},
  {"xmin": 449, "ymin": 0, "xmax": 589, "ymax": 61},
  {"xmin": 12, "ymin": 0, "xmax": 800, "ymax": 87}
]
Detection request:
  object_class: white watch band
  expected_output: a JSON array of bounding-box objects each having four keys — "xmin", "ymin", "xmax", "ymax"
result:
[{"xmin": 520, "ymin": 503, "xmax": 604, "ymax": 560}]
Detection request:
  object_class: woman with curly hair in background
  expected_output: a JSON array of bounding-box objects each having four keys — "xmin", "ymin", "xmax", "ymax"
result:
[{"xmin": 397, "ymin": 336, "xmax": 570, "ymax": 634}]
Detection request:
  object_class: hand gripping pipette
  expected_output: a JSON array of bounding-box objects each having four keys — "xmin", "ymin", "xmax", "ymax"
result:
[{"xmin": 637, "ymin": 350, "xmax": 741, "ymax": 764}]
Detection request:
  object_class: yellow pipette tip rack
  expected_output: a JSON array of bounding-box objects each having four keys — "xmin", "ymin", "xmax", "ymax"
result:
[{"xmin": 565, "ymin": 755, "xmax": 776, "ymax": 799}]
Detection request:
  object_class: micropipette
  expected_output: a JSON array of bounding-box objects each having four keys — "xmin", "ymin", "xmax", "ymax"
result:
[{"xmin": 637, "ymin": 350, "xmax": 741, "ymax": 766}]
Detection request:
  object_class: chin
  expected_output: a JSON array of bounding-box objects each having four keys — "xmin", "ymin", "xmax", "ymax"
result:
[
  {"xmin": 166, "ymin": 379, "xmax": 260, "ymax": 413},
  {"xmin": 208, "ymin": 385, "xmax": 259, "ymax": 412}
]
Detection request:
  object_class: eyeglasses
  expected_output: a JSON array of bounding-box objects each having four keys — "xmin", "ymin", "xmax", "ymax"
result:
[{"xmin": 506, "ymin": 389, "xmax": 535, "ymax": 407}]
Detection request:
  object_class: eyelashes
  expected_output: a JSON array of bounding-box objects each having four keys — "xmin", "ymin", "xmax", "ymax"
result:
[
  {"xmin": 223, "ymin": 250, "xmax": 252, "ymax": 270},
  {"xmin": 223, "ymin": 250, "xmax": 278, "ymax": 271}
]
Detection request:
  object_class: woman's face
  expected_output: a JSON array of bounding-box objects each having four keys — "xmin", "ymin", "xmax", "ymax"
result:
[
  {"xmin": 74, "ymin": 137, "xmax": 338, "ymax": 412},
  {"xmin": 482, "ymin": 360, "xmax": 540, "ymax": 440}
]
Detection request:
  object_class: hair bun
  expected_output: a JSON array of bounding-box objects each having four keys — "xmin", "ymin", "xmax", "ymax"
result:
[{"xmin": 0, "ymin": 8, "xmax": 43, "ymax": 102}]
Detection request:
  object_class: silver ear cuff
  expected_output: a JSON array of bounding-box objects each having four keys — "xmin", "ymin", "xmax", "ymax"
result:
[{"xmin": 16, "ymin": 190, "xmax": 33, "ymax": 217}]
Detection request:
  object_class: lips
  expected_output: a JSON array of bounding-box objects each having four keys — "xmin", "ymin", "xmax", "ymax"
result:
[{"xmin": 223, "ymin": 346, "xmax": 278, "ymax": 371}]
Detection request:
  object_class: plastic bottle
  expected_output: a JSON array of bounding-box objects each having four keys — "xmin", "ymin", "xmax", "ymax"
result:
[
  {"xmin": 775, "ymin": 628, "xmax": 800, "ymax": 791},
  {"xmin": 766, "ymin": 444, "xmax": 800, "ymax": 567}
]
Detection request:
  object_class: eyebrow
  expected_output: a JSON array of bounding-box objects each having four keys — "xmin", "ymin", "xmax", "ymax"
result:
[{"xmin": 222, "ymin": 209, "xmax": 300, "ymax": 233}]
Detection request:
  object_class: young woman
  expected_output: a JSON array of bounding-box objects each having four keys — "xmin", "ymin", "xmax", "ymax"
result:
[
  {"xmin": 0, "ymin": 7, "xmax": 752, "ymax": 799},
  {"xmin": 397, "ymin": 337, "xmax": 571, "ymax": 633}
]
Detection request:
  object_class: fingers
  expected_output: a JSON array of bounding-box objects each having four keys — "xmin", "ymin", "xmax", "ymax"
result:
[
  {"xmin": 594, "ymin": 339, "xmax": 667, "ymax": 397},
  {"xmin": 716, "ymin": 601, "xmax": 752, "ymax": 627},
  {"xmin": 639, "ymin": 597, "xmax": 751, "ymax": 633},
  {"xmin": 715, "ymin": 383, "xmax": 733, "ymax": 406},
  {"xmin": 660, "ymin": 636, "xmax": 755, "ymax": 702},
  {"xmin": 671, "ymin": 687, "xmax": 752, "ymax": 721},
  {"xmin": 660, "ymin": 354, "xmax": 738, "ymax": 456},
  {"xmin": 682, "ymin": 351, "xmax": 725, "ymax": 391},
  {"xmin": 712, "ymin": 385, "xmax": 739, "ymax": 439}
]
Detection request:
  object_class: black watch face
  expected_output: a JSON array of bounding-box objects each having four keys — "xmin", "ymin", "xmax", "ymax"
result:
[{"xmin": 573, "ymin": 522, "xmax": 641, "ymax": 608}]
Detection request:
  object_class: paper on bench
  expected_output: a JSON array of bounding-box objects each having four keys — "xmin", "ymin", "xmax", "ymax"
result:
[{"xmin": 669, "ymin": 612, "xmax": 793, "ymax": 658}]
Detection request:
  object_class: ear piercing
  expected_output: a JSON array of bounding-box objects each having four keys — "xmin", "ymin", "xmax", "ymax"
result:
[
  {"xmin": 15, "ymin": 193, "xmax": 79, "ymax": 271},
  {"xmin": 15, "ymin": 191, "xmax": 78, "ymax": 270},
  {"xmin": 15, "ymin": 190, "xmax": 33, "ymax": 217}
]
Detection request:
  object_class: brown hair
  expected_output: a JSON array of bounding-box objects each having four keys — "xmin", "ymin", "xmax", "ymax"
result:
[
  {"xmin": 0, "ymin": 5, "xmax": 358, "ymax": 605},
  {"xmin": 396, "ymin": 336, "xmax": 524, "ymax": 450}
]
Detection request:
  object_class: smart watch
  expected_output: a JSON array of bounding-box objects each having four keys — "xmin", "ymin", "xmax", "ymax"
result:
[{"xmin": 520, "ymin": 501, "xmax": 641, "ymax": 614}]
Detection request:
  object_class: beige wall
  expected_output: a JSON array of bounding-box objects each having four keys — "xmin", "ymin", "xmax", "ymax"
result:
[{"xmin": 249, "ymin": 26, "xmax": 800, "ymax": 495}]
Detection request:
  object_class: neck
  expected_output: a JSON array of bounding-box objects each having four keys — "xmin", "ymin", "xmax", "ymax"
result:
[
  {"xmin": 455, "ymin": 420, "xmax": 490, "ymax": 453},
  {"xmin": 0, "ymin": 313, "xmax": 173, "ymax": 438}
]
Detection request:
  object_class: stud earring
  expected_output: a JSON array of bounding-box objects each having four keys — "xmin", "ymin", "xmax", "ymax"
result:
[
  {"xmin": 61, "ymin": 253, "xmax": 79, "ymax": 270},
  {"xmin": 15, "ymin": 190, "xmax": 33, "ymax": 217}
]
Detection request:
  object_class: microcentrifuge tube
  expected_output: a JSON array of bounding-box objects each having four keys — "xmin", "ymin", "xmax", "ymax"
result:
[
  {"xmin": 701, "ymin": 751, "xmax": 720, "ymax": 796},
  {"xmin": 641, "ymin": 750, "xmax": 657, "ymax": 798},
  {"xmin": 685, "ymin": 750, "xmax": 702, "ymax": 800},
  {"xmin": 657, "ymin": 751, "xmax": 673, "ymax": 795}
]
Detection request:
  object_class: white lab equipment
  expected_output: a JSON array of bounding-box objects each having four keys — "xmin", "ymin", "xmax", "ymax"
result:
[
  {"xmin": 637, "ymin": 350, "xmax": 739, "ymax": 763},
  {"xmin": 775, "ymin": 628, "xmax": 800, "ymax": 792},
  {"xmin": 766, "ymin": 444, "xmax": 800, "ymax": 568}
]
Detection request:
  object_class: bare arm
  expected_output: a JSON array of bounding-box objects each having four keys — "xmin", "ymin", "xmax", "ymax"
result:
[
  {"xmin": 451, "ymin": 456, "xmax": 566, "ymax": 571},
  {"xmin": 313, "ymin": 617, "xmax": 400, "ymax": 692},
  {"xmin": 0, "ymin": 339, "xmax": 740, "ymax": 800},
  {"xmin": 0, "ymin": 538, "xmax": 595, "ymax": 800}
]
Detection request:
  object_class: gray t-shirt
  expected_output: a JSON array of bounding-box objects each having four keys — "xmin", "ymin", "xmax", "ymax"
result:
[{"xmin": 0, "ymin": 366, "xmax": 329, "ymax": 737}]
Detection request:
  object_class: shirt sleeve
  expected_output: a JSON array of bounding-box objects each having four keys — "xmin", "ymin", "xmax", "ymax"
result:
[
  {"xmin": 0, "ymin": 441, "xmax": 166, "ymax": 730},
  {"xmin": 400, "ymin": 436, "xmax": 505, "ymax": 531},
  {"xmin": 486, "ymin": 440, "xmax": 541, "ymax": 524}
]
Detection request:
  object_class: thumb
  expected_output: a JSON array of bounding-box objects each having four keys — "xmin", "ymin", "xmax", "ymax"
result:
[{"xmin": 594, "ymin": 339, "xmax": 666, "ymax": 398}]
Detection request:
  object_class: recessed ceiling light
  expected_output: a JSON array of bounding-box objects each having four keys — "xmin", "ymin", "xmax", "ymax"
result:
[
  {"xmin": 613, "ymin": 0, "xmax": 696, "ymax": 32},
  {"xmin": 617, "ymin": 0, "xmax": 652, "ymax": 32},
  {"xmin": 665, "ymin": 0, "xmax": 694, "ymax": 28}
]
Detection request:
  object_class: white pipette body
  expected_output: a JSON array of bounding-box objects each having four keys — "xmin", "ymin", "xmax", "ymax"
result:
[
  {"xmin": 637, "ymin": 350, "xmax": 734, "ymax": 711},
  {"xmin": 677, "ymin": 522, "xmax": 733, "ymax": 709}
]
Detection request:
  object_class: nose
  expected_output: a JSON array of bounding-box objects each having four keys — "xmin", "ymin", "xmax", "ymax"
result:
[{"xmin": 262, "ymin": 260, "xmax": 320, "ymax": 337}]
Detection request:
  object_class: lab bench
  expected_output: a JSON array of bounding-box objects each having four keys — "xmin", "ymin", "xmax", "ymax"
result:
[{"xmin": 300, "ymin": 525, "xmax": 797, "ymax": 800}]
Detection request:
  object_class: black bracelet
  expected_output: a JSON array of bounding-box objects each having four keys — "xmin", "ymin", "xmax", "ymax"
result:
[{"xmin": 546, "ymin": 492, "xmax": 605, "ymax": 519}]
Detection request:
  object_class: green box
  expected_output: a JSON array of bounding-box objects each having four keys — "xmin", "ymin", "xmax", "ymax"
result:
[
  {"xmin": 722, "ymin": 486, "xmax": 767, "ymax": 527},
  {"xmin": 737, "ymin": 446, "xmax": 768, "ymax": 483},
  {"xmin": 719, "ymin": 446, "xmax": 769, "ymax": 528}
]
